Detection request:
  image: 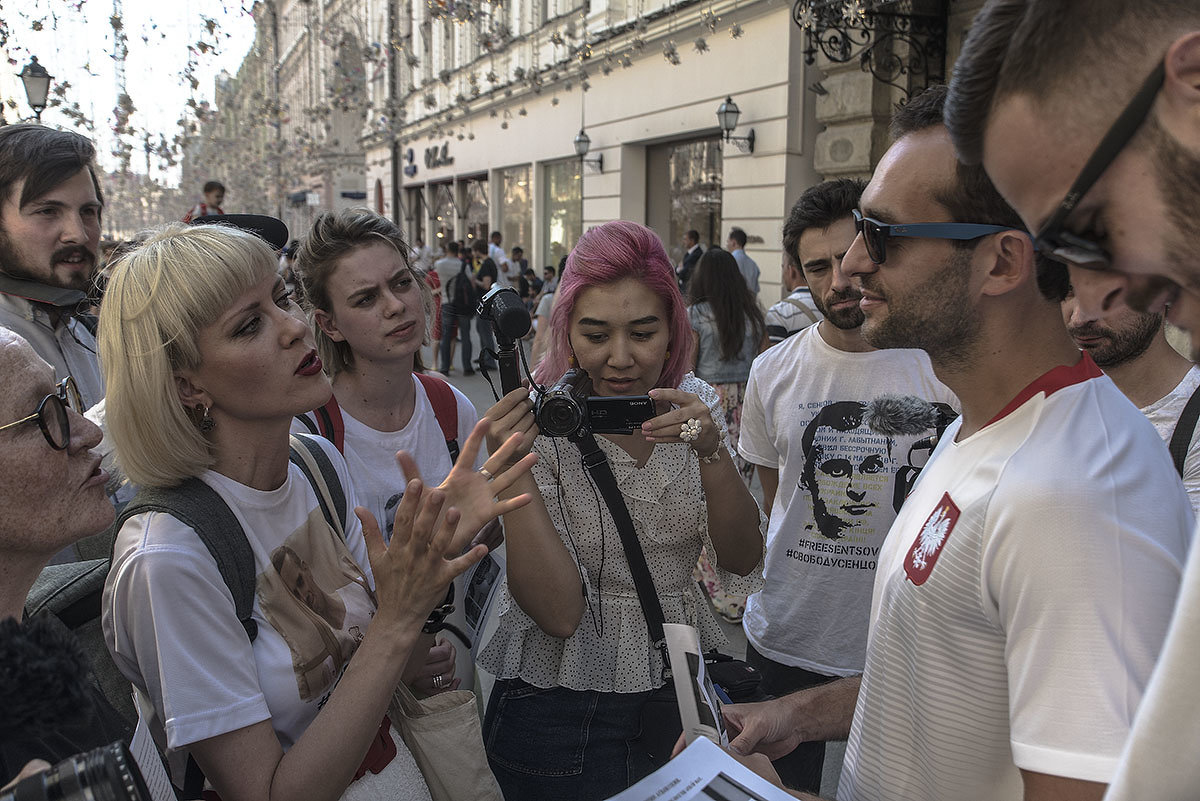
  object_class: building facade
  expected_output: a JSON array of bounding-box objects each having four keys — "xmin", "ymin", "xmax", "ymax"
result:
[{"xmin": 185, "ymin": 0, "xmax": 986, "ymax": 300}]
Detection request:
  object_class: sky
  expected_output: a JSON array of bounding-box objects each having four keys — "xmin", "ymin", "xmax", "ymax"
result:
[{"xmin": 3, "ymin": 0, "xmax": 258, "ymax": 185}]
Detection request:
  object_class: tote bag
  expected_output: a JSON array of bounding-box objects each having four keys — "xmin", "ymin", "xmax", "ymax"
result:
[{"xmin": 389, "ymin": 682, "xmax": 503, "ymax": 801}]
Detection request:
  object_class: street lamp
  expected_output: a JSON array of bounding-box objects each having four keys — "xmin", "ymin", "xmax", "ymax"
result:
[
  {"xmin": 573, "ymin": 129, "xmax": 603, "ymax": 173},
  {"xmin": 716, "ymin": 95, "xmax": 755, "ymax": 154},
  {"xmin": 18, "ymin": 56, "xmax": 52, "ymax": 123}
]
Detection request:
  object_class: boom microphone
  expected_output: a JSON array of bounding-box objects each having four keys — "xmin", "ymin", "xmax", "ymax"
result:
[
  {"xmin": 478, "ymin": 286, "xmax": 531, "ymax": 341},
  {"xmin": 864, "ymin": 395, "xmax": 958, "ymax": 437}
]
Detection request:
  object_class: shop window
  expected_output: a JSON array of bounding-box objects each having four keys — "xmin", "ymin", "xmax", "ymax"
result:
[
  {"xmin": 499, "ymin": 165, "xmax": 532, "ymax": 262},
  {"xmin": 647, "ymin": 137, "xmax": 722, "ymax": 264},
  {"xmin": 462, "ymin": 176, "xmax": 489, "ymax": 247},
  {"xmin": 433, "ymin": 182, "xmax": 455, "ymax": 245},
  {"xmin": 543, "ymin": 159, "xmax": 582, "ymax": 271}
]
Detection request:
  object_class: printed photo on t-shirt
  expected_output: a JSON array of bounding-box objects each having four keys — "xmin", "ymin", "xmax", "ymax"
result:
[
  {"xmin": 799, "ymin": 400, "xmax": 898, "ymax": 541},
  {"xmin": 257, "ymin": 509, "xmax": 377, "ymax": 702}
]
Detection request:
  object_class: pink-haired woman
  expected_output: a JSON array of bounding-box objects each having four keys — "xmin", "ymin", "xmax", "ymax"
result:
[{"xmin": 478, "ymin": 221, "xmax": 765, "ymax": 800}]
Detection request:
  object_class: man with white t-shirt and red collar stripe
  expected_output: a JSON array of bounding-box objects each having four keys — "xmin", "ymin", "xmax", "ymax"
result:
[{"xmin": 720, "ymin": 85, "xmax": 1194, "ymax": 801}]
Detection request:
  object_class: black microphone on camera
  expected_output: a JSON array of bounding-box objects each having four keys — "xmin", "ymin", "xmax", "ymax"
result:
[
  {"xmin": 478, "ymin": 286, "xmax": 533, "ymax": 395},
  {"xmin": 477, "ymin": 286, "xmax": 531, "ymax": 342}
]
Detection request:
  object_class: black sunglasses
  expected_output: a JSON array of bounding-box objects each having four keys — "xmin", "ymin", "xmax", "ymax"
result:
[
  {"xmin": 0, "ymin": 376, "xmax": 81, "ymax": 450},
  {"xmin": 1034, "ymin": 60, "xmax": 1166, "ymax": 270},
  {"xmin": 852, "ymin": 210, "xmax": 1017, "ymax": 265}
]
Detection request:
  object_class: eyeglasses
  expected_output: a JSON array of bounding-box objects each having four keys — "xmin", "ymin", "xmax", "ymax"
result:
[
  {"xmin": 0, "ymin": 376, "xmax": 81, "ymax": 450},
  {"xmin": 1034, "ymin": 60, "xmax": 1166, "ymax": 270},
  {"xmin": 852, "ymin": 210, "xmax": 1017, "ymax": 265}
]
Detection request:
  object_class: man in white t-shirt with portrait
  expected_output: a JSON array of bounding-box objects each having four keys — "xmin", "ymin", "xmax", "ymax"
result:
[{"xmin": 737, "ymin": 178, "xmax": 956, "ymax": 795}]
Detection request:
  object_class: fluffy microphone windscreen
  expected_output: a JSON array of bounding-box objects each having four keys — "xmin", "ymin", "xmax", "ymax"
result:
[
  {"xmin": 0, "ymin": 615, "xmax": 94, "ymax": 740},
  {"xmin": 863, "ymin": 394, "xmax": 943, "ymax": 436}
]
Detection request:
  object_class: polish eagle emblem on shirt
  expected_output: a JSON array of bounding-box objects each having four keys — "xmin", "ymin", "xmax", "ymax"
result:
[{"xmin": 904, "ymin": 492, "xmax": 960, "ymax": 585}]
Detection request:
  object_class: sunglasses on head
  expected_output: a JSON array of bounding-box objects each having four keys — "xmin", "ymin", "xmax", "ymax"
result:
[
  {"xmin": 0, "ymin": 376, "xmax": 81, "ymax": 450},
  {"xmin": 852, "ymin": 210, "xmax": 1018, "ymax": 265},
  {"xmin": 1034, "ymin": 60, "xmax": 1166, "ymax": 270}
]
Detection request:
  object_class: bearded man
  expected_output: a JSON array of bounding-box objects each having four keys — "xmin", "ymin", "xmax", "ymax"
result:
[
  {"xmin": 735, "ymin": 178, "xmax": 956, "ymax": 794},
  {"xmin": 0, "ymin": 125, "xmax": 104, "ymax": 411}
]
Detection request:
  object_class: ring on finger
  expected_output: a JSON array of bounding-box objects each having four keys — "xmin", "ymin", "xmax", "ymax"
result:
[
  {"xmin": 433, "ymin": 673, "xmax": 445, "ymax": 689},
  {"xmin": 478, "ymin": 467, "xmax": 495, "ymax": 483},
  {"xmin": 680, "ymin": 418, "xmax": 702, "ymax": 443}
]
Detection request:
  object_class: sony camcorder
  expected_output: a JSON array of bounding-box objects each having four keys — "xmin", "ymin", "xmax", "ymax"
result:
[{"xmin": 535, "ymin": 368, "xmax": 655, "ymax": 438}]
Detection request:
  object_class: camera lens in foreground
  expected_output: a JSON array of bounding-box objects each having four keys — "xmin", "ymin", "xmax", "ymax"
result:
[{"xmin": 4, "ymin": 742, "xmax": 149, "ymax": 801}]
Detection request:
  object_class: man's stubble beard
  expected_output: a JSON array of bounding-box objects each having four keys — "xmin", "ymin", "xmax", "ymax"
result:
[
  {"xmin": 860, "ymin": 247, "xmax": 981, "ymax": 369},
  {"xmin": 1068, "ymin": 314, "xmax": 1162, "ymax": 368},
  {"xmin": 811, "ymin": 288, "xmax": 865, "ymax": 330}
]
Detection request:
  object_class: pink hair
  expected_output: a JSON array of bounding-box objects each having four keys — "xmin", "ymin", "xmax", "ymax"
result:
[{"xmin": 534, "ymin": 220, "xmax": 695, "ymax": 389}]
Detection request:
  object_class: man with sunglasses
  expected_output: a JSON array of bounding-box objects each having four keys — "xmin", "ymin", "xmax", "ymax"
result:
[
  {"xmin": 945, "ymin": 3, "xmax": 1200, "ymax": 799},
  {"xmin": 736, "ymin": 178, "xmax": 955, "ymax": 794},
  {"xmin": 720, "ymin": 86, "xmax": 1192, "ymax": 801},
  {"xmin": 0, "ymin": 125, "xmax": 104, "ymax": 412},
  {"xmin": 0, "ymin": 329, "xmax": 130, "ymax": 789}
]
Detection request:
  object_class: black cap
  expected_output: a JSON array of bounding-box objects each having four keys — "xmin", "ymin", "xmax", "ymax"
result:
[{"xmin": 190, "ymin": 214, "xmax": 290, "ymax": 251}]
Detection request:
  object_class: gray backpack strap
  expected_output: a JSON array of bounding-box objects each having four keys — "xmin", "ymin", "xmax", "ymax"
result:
[
  {"xmin": 116, "ymin": 478, "xmax": 258, "ymax": 643},
  {"xmin": 289, "ymin": 433, "xmax": 348, "ymax": 539},
  {"xmin": 24, "ymin": 558, "xmax": 110, "ymax": 628}
]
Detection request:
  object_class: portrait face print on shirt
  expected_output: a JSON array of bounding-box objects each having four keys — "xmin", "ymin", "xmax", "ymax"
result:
[
  {"xmin": 799, "ymin": 401, "xmax": 896, "ymax": 540},
  {"xmin": 258, "ymin": 509, "xmax": 376, "ymax": 702}
]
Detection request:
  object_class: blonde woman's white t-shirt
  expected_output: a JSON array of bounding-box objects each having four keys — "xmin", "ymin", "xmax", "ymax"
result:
[{"xmin": 103, "ymin": 436, "xmax": 429, "ymax": 800}]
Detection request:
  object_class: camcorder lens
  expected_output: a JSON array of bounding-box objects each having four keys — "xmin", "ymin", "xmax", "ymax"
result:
[{"xmin": 538, "ymin": 395, "xmax": 584, "ymax": 438}]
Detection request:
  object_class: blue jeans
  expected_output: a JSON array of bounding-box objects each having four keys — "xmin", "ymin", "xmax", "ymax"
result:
[
  {"xmin": 439, "ymin": 306, "xmax": 473, "ymax": 372},
  {"xmin": 483, "ymin": 679, "xmax": 655, "ymax": 801},
  {"xmin": 745, "ymin": 642, "xmax": 834, "ymax": 794},
  {"xmin": 475, "ymin": 315, "xmax": 497, "ymax": 368}
]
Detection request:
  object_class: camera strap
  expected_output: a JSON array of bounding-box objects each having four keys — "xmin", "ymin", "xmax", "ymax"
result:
[{"xmin": 571, "ymin": 431, "xmax": 670, "ymax": 677}]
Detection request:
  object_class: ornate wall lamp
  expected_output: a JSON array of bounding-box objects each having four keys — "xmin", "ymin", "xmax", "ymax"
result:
[
  {"xmin": 573, "ymin": 129, "xmax": 604, "ymax": 172},
  {"xmin": 716, "ymin": 96, "xmax": 755, "ymax": 154},
  {"xmin": 791, "ymin": 0, "xmax": 948, "ymax": 100}
]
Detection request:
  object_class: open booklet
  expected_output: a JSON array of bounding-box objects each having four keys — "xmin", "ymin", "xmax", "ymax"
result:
[{"xmin": 603, "ymin": 736, "xmax": 796, "ymax": 801}]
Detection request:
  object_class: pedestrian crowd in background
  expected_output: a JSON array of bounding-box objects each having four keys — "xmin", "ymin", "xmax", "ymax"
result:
[{"xmin": 4, "ymin": 3, "xmax": 1200, "ymax": 800}]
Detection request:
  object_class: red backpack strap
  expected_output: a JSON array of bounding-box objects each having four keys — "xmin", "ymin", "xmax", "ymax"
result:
[
  {"xmin": 415, "ymin": 372, "xmax": 460, "ymax": 464},
  {"xmin": 313, "ymin": 394, "xmax": 346, "ymax": 454}
]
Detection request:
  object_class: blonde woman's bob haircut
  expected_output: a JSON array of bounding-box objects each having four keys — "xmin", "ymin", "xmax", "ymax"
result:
[
  {"xmin": 99, "ymin": 222, "xmax": 280, "ymax": 488},
  {"xmin": 295, "ymin": 208, "xmax": 435, "ymax": 377}
]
